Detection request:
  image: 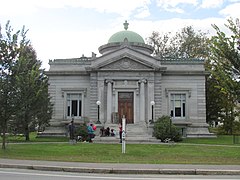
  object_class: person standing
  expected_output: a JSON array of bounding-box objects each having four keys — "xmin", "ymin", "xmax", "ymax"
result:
[
  {"xmin": 119, "ymin": 123, "xmax": 122, "ymax": 143},
  {"xmin": 68, "ymin": 120, "xmax": 76, "ymax": 144},
  {"xmin": 87, "ymin": 123, "xmax": 95, "ymax": 143}
]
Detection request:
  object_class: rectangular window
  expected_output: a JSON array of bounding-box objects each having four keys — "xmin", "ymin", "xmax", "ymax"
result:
[
  {"xmin": 170, "ymin": 94, "xmax": 186, "ymax": 118},
  {"xmin": 67, "ymin": 93, "xmax": 82, "ymax": 117}
]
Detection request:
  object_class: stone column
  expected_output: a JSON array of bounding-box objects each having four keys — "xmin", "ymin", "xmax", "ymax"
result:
[
  {"xmin": 148, "ymin": 80, "xmax": 154, "ymax": 123},
  {"xmin": 106, "ymin": 80, "xmax": 113, "ymax": 124},
  {"xmin": 98, "ymin": 80, "xmax": 104, "ymax": 123},
  {"xmin": 139, "ymin": 79, "xmax": 147, "ymax": 123}
]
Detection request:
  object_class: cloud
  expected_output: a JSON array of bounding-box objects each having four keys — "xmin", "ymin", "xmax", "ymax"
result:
[
  {"xmin": 200, "ymin": 0, "xmax": 224, "ymax": 9},
  {"xmin": 229, "ymin": 0, "xmax": 240, "ymax": 2},
  {"xmin": 156, "ymin": 0, "xmax": 198, "ymax": 13},
  {"xmin": 134, "ymin": 6, "xmax": 151, "ymax": 18},
  {"xmin": 0, "ymin": 0, "xmax": 37, "ymax": 16},
  {"xmin": 1, "ymin": 0, "xmax": 233, "ymax": 71},
  {"xmin": 0, "ymin": 0, "xmax": 151, "ymax": 19},
  {"xmin": 219, "ymin": 3, "xmax": 240, "ymax": 18},
  {"xmin": 35, "ymin": 17, "xmax": 228, "ymax": 70}
]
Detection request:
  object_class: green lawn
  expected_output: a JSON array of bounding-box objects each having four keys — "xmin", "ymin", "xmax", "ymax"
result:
[
  {"xmin": 2, "ymin": 132, "xmax": 68, "ymax": 143},
  {"xmin": 182, "ymin": 135, "xmax": 239, "ymax": 145},
  {"xmin": 1, "ymin": 134, "xmax": 240, "ymax": 165},
  {"xmin": 0, "ymin": 142, "xmax": 240, "ymax": 165}
]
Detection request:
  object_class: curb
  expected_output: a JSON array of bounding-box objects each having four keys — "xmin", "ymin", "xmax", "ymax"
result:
[{"xmin": 1, "ymin": 163, "xmax": 240, "ymax": 175}]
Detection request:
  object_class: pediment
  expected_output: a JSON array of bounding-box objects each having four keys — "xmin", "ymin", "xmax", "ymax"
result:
[
  {"xmin": 88, "ymin": 47, "xmax": 162, "ymax": 71},
  {"xmin": 100, "ymin": 58, "xmax": 152, "ymax": 70}
]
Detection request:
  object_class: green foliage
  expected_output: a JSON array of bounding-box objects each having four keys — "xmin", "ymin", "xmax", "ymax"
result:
[
  {"xmin": 205, "ymin": 70, "xmax": 226, "ymax": 125},
  {"xmin": 0, "ymin": 21, "xmax": 52, "ymax": 147},
  {"xmin": 0, "ymin": 20, "xmax": 24, "ymax": 149},
  {"xmin": 153, "ymin": 116, "xmax": 182, "ymax": 142},
  {"xmin": 13, "ymin": 47, "xmax": 52, "ymax": 140},
  {"xmin": 216, "ymin": 121, "xmax": 240, "ymax": 135},
  {"xmin": 206, "ymin": 18, "xmax": 240, "ymax": 134},
  {"xmin": 233, "ymin": 121, "xmax": 240, "ymax": 134},
  {"xmin": 148, "ymin": 26, "xmax": 210, "ymax": 59},
  {"xmin": 76, "ymin": 123, "xmax": 88, "ymax": 141}
]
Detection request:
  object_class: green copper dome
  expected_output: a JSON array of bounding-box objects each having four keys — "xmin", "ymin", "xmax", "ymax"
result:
[{"xmin": 108, "ymin": 21, "xmax": 145, "ymax": 44}]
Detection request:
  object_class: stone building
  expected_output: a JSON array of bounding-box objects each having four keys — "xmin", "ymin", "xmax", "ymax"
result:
[{"xmin": 43, "ymin": 21, "xmax": 212, "ymax": 140}]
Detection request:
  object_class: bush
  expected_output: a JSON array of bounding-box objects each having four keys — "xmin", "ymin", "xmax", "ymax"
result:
[
  {"xmin": 216, "ymin": 121, "xmax": 240, "ymax": 135},
  {"xmin": 233, "ymin": 121, "xmax": 240, "ymax": 135},
  {"xmin": 76, "ymin": 123, "xmax": 88, "ymax": 141},
  {"xmin": 153, "ymin": 116, "xmax": 182, "ymax": 142}
]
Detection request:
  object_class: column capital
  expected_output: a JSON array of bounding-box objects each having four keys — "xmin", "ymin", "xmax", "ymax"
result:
[
  {"xmin": 138, "ymin": 79, "xmax": 147, "ymax": 84},
  {"xmin": 105, "ymin": 79, "xmax": 113, "ymax": 84}
]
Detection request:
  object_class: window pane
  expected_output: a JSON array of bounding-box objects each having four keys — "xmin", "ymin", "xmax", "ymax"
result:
[
  {"xmin": 68, "ymin": 107, "xmax": 70, "ymax": 116},
  {"xmin": 72, "ymin": 100, "xmax": 78, "ymax": 116},
  {"xmin": 67, "ymin": 100, "xmax": 70, "ymax": 116},
  {"xmin": 71, "ymin": 94, "xmax": 79, "ymax": 99},
  {"xmin": 79, "ymin": 100, "xmax": 82, "ymax": 116},
  {"xmin": 175, "ymin": 100, "xmax": 181, "ymax": 107},
  {"xmin": 175, "ymin": 107, "xmax": 181, "ymax": 117},
  {"xmin": 183, "ymin": 102, "xmax": 185, "ymax": 117},
  {"xmin": 170, "ymin": 100, "xmax": 174, "ymax": 117},
  {"xmin": 181, "ymin": 94, "xmax": 186, "ymax": 100},
  {"xmin": 175, "ymin": 94, "xmax": 181, "ymax": 100}
]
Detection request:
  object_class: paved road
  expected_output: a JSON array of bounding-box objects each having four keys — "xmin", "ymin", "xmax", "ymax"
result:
[{"xmin": 1, "ymin": 168, "xmax": 240, "ymax": 180}]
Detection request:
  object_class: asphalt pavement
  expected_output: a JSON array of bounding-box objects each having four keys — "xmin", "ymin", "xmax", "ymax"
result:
[{"xmin": 0, "ymin": 158, "xmax": 240, "ymax": 175}]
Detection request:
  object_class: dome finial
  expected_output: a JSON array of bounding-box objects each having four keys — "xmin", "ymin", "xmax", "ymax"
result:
[{"xmin": 123, "ymin": 20, "xmax": 129, "ymax": 30}]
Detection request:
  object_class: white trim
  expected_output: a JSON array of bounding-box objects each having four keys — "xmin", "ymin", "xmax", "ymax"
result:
[
  {"xmin": 62, "ymin": 91, "xmax": 85, "ymax": 120},
  {"xmin": 166, "ymin": 88, "xmax": 191, "ymax": 121}
]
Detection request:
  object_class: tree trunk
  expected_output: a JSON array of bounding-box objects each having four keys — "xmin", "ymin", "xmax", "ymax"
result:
[
  {"xmin": 230, "ymin": 103, "xmax": 234, "ymax": 135},
  {"xmin": 2, "ymin": 126, "xmax": 6, "ymax": 150},
  {"xmin": 25, "ymin": 125, "xmax": 30, "ymax": 141},
  {"xmin": 24, "ymin": 111, "xmax": 30, "ymax": 141}
]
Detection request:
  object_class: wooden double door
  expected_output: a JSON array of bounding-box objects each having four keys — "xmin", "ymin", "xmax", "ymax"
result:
[{"xmin": 118, "ymin": 92, "xmax": 134, "ymax": 124}]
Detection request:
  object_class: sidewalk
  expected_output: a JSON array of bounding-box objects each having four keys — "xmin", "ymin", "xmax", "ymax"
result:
[{"xmin": 0, "ymin": 158, "xmax": 240, "ymax": 175}]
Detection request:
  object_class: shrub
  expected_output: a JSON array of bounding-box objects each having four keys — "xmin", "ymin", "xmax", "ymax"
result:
[
  {"xmin": 216, "ymin": 121, "xmax": 240, "ymax": 135},
  {"xmin": 76, "ymin": 123, "xmax": 88, "ymax": 141},
  {"xmin": 233, "ymin": 121, "xmax": 240, "ymax": 135},
  {"xmin": 153, "ymin": 116, "xmax": 182, "ymax": 142}
]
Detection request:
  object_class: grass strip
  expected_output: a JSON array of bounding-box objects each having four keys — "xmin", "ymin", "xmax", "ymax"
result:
[{"xmin": 1, "ymin": 143, "xmax": 240, "ymax": 165}]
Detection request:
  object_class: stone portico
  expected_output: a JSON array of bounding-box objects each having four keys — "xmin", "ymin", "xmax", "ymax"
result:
[{"xmin": 41, "ymin": 21, "xmax": 214, "ymax": 140}]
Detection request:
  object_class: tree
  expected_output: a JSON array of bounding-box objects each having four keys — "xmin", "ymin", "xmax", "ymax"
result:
[
  {"xmin": 0, "ymin": 21, "xmax": 22, "ymax": 149},
  {"xmin": 148, "ymin": 26, "xmax": 218, "ymax": 128},
  {"xmin": 205, "ymin": 68, "xmax": 226, "ymax": 126},
  {"xmin": 13, "ymin": 45, "xmax": 52, "ymax": 141},
  {"xmin": 0, "ymin": 21, "xmax": 52, "ymax": 147},
  {"xmin": 147, "ymin": 31, "xmax": 172, "ymax": 57},
  {"xmin": 147, "ymin": 26, "xmax": 210, "ymax": 59},
  {"xmin": 208, "ymin": 18, "xmax": 240, "ymax": 134},
  {"xmin": 211, "ymin": 18, "xmax": 240, "ymax": 81}
]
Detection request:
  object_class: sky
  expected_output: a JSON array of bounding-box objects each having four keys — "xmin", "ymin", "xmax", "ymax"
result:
[{"xmin": 0, "ymin": 0, "xmax": 240, "ymax": 70}]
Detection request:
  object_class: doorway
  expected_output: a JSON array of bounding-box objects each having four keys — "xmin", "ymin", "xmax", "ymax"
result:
[{"xmin": 118, "ymin": 92, "xmax": 134, "ymax": 124}]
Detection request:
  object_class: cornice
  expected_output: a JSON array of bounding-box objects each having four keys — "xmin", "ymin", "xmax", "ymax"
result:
[{"xmin": 45, "ymin": 71, "xmax": 89, "ymax": 76}]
